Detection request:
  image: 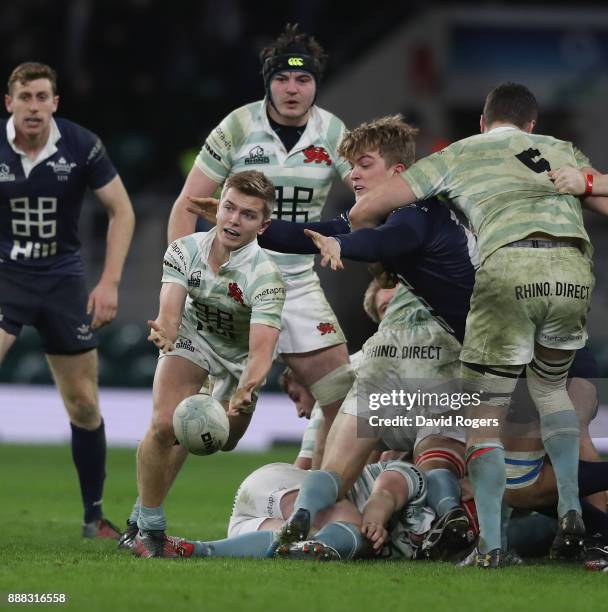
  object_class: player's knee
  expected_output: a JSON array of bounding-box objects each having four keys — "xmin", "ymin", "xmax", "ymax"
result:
[
  {"xmin": 526, "ymin": 354, "xmax": 575, "ymax": 417},
  {"xmin": 64, "ymin": 391, "xmax": 100, "ymax": 429},
  {"xmin": 149, "ymin": 411, "xmax": 178, "ymax": 447},
  {"xmin": 461, "ymin": 362, "xmax": 521, "ymax": 409},
  {"xmin": 309, "ymin": 364, "xmax": 354, "ymax": 407}
]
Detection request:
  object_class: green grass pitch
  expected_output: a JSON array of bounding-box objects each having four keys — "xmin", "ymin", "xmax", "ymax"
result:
[{"xmin": 1, "ymin": 443, "xmax": 607, "ymax": 612}]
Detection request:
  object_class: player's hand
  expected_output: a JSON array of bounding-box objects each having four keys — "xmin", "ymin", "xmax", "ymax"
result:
[
  {"xmin": 87, "ymin": 281, "xmax": 118, "ymax": 330},
  {"xmin": 548, "ymin": 166, "xmax": 586, "ymax": 195},
  {"xmin": 229, "ymin": 382, "xmax": 257, "ymax": 415},
  {"xmin": 186, "ymin": 196, "xmax": 219, "ymax": 223},
  {"xmin": 147, "ymin": 319, "xmax": 176, "ymax": 353},
  {"xmin": 303, "ymin": 229, "xmax": 344, "ymax": 271},
  {"xmin": 361, "ymin": 521, "xmax": 388, "ymax": 552}
]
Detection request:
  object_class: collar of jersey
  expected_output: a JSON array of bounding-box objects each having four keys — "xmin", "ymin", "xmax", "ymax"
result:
[
  {"xmin": 486, "ymin": 126, "xmax": 519, "ymax": 135},
  {"xmin": 259, "ymin": 98, "xmax": 321, "ymax": 154},
  {"xmin": 200, "ymin": 226, "xmax": 259, "ymax": 270},
  {"xmin": 7, "ymin": 116, "xmax": 61, "ymax": 158}
]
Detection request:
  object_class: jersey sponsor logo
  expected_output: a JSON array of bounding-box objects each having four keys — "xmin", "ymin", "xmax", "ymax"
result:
[
  {"xmin": 273, "ymin": 185, "xmax": 313, "ymax": 222},
  {"xmin": 288, "ymin": 57, "xmax": 304, "ymax": 67},
  {"xmin": 253, "ymin": 286, "xmax": 286, "ymax": 300},
  {"xmin": 47, "ymin": 157, "xmax": 77, "ymax": 181},
  {"xmin": 0, "ymin": 163, "xmax": 15, "ymax": 182},
  {"xmin": 175, "ymin": 338, "xmax": 196, "ymax": 352},
  {"xmin": 204, "ymin": 141, "xmax": 221, "ymax": 162},
  {"xmin": 76, "ymin": 323, "xmax": 93, "ymax": 341},
  {"xmin": 215, "ymin": 126, "xmax": 231, "ymax": 151},
  {"xmin": 303, "ymin": 145, "xmax": 332, "ymax": 166},
  {"xmin": 317, "ymin": 322, "xmax": 336, "ymax": 335},
  {"xmin": 163, "ymin": 259, "xmax": 182, "ymax": 274},
  {"xmin": 188, "ymin": 270, "xmax": 201, "ymax": 287},
  {"xmin": 244, "ymin": 145, "xmax": 270, "ymax": 165},
  {"xmin": 87, "ymin": 140, "xmax": 104, "ymax": 164},
  {"xmin": 514, "ymin": 281, "xmax": 591, "ymax": 301},
  {"xmin": 227, "ymin": 282, "xmax": 245, "ymax": 305}
]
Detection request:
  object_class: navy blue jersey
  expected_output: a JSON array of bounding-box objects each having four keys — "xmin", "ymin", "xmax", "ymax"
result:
[
  {"xmin": 0, "ymin": 118, "xmax": 117, "ymax": 274},
  {"xmin": 259, "ymin": 200, "xmax": 477, "ymax": 342}
]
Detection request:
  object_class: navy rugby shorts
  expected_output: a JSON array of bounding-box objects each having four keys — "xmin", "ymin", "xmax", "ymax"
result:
[{"xmin": 0, "ymin": 267, "xmax": 98, "ymax": 354}]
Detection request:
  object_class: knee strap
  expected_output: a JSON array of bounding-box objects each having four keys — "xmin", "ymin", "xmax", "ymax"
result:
[{"xmin": 309, "ymin": 364, "xmax": 355, "ymax": 406}]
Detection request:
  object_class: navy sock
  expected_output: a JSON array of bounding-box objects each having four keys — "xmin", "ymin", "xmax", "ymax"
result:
[
  {"xmin": 292, "ymin": 470, "xmax": 341, "ymax": 524},
  {"xmin": 581, "ymin": 499, "xmax": 608, "ymax": 541},
  {"xmin": 467, "ymin": 444, "xmax": 505, "ymax": 553},
  {"xmin": 426, "ymin": 469, "xmax": 460, "ymax": 517},
  {"xmin": 194, "ymin": 530, "xmax": 275, "ymax": 558},
  {"xmin": 578, "ymin": 460, "xmax": 608, "ymax": 497},
  {"xmin": 315, "ymin": 522, "xmax": 369, "ymax": 560},
  {"xmin": 70, "ymin": 420, "xmax": 106, "ymax": 523}
]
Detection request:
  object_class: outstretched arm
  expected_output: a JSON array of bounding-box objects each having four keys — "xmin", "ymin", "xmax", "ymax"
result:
[
  {"xmin": 147, "ymin": 282, "xmax": 187, "ymax": 353},
  {"xmin": 90, "ymin": 175, "xmax": 136, "ymax": 329},
  {"xmin": 229, "ymin": 323, "xmax": 280, "ymax": 415}
]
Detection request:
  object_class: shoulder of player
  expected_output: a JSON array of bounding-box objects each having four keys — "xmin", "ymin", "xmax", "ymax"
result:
[
  {"xmin": 54, "ymin": 117, "xmax": 98, "ymax": 144},
  {"xmin": 211, "ymin": 101, "xmax": 262, "ymax": 151},
  {"xmin": 308, "ymin": 105, "xmax": 346, "ymax": 144}
]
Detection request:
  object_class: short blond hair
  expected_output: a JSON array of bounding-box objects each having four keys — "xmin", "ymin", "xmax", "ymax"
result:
[
  {"xmin": 338, "ymin": 115, "xmax": 419, "ymax": 168},
  {"xmin": 222, "ymin": 170, "xmax": 275, "ymax": 219},
  {"xmin": 8, "ymin": 62, "xmax": 57, "ymax": 95}
]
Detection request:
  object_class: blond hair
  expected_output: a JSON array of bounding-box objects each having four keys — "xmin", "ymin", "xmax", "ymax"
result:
[{"xmin": 338, "ymin": 115, "xmax": 419, "ymax": 168}]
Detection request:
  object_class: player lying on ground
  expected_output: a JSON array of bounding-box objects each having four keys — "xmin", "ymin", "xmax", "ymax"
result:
[
  {"xmin": 0, "ymin": 62, "xmax": 135, "ymax": 539},
  {"xmin": 125, "ymin": 171, "xmax": 286, "ymax": 557},
  {"xmin": 136, "ymin": 460, "xmax": 432, "ymax": 560}
]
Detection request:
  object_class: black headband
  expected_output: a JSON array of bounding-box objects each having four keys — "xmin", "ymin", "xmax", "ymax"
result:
[{"xmin": 262, "ymin": 53, "xmax": 321, "ymax": 90}]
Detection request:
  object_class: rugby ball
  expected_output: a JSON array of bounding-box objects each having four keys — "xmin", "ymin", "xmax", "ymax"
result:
[{"xmin": 173, "ymin": 394, "xmax": 230, "ymax": 455}]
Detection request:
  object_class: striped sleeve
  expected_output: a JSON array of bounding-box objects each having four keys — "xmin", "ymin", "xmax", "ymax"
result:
[
  {"xmin": 328, "ymin": 117, "xmax": 351, "ymax": 181},
  {"xmin": 195, "ymin": 110, "xmax": 243, "ymax": 183},
  {"xmin": 401, "ymin": 148, "xmax": 453, "ymax": 201},
  {"xmin": 297, "ymin": 404, "xmax": 323, "ymax": 460},
  {"xmin": 573, "ymin": 146, "xmax": 591, "ymax": 169},
  {"xmin": 248, "ymin": 258, "xmax": 286, "ymax": 329},
  {"xmin": 161, "ymin": 238, "xmax": 191, "ymax": 288}
]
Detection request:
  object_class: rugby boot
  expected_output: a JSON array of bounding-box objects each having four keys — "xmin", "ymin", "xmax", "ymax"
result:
[
  {"xmin": 503, "ymin": 549, "xmax": 525, "ymax": 566},
  {"xmin": 132, "ymin": 530, "xmax": 181, "ymax": 558},
  {"xmin": 266, "ymin": 508, "xmax": 311, "ymax": 557},
  {"xmin": 549, "ymin": 510, "xmax": 585, "ymax": 561},
  {"xmin": 457, "ymin": 546, "xmax": 503, "ymax": 569},
  {"xmin": 421, "ymin": 506, "xmax": 471, "ymax": 560},
  {"xmin": 165, "ymin": 536, "xmax": 196, "ymax": 558},
  {"xmin": 583, "ymin": 537, "xmax": 608, "ymax": 572},
  {"xmin": 117, "ymin": 520, "xmax": 139, "ymax": 550},
  {"xmin": 276, "ymin": 539, "xmax": 341, "ymax": 561},
  {"xmin": 82, "ymin": 517, "xmax": 122, "ymax": 540}
]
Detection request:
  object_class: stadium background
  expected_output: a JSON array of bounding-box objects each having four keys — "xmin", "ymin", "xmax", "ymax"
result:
[{"xmin": 2, "ymin": 2, "xmax": 608, "ymax": 449}]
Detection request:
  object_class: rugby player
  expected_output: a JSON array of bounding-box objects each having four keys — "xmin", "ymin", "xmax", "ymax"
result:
[
  {"xmin": 131, "ymin": 171, "xmax": 286, "ymax": 558},
  {"xmin": 0, "ymin": 62, "xmax": 135, "ymax": 538},
  {"xmin": 349, "ymin": 83, "xmax": 598, "ymax": 566},
  {"xmin": 168, "ymin": 24, "xmax": 354, "ymax": 462},
  {"xmin": 264, "ymin": 115, "xmax": 478, "ymax": 560},
  {"xmin": 138, "ymin": 459, "xmax": 429, "ymax": 561}
]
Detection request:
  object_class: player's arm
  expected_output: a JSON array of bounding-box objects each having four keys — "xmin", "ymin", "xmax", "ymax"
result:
[
  {"xmin": 168, "ymin": 166, "xmax": 220, "ymax": 242},
  {"xmin": 349, "ymin": 174, "xmax": 418, "ymax": 229},
  {"xmin": 229, "ymin": 323, "xmax": 280, "ymax": 415},
  {"xmin": 305, "ymin": 206, "xmax": 429, "ymax": 270},
  {"xmin": 89, "ymin": 175, "xmax": 135, "ymax": 329},
  {"xmin": 147, "ymin": 282, "xmax": 187, "ymax": 353},
  {"xmin": 361, "ymin": 470, "xmax": 410, "ymax": 552}
]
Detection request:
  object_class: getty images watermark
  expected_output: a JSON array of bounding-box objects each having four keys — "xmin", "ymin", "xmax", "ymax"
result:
[{"xmin": 366, "ymin": 389, "xmax": 498, "ymax": 428}]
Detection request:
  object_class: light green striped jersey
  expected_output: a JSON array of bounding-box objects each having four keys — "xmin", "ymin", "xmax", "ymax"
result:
[
  {"xmin": 380, "ymin": 283, "xmax": 435, "ymax": 330},
  {"xmin": 195, "ymin": 99, "xmax": 351, "ymax": 276},
  {"xmin": 402, "ymin": 127, "xmax": 592, "ymax": 263},
  {"xmin": 162, "ymin": 229, "xmax": 286, "ymax": 361}
]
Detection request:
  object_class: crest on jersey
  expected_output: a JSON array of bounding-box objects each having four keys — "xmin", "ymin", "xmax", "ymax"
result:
[
  {"xmin": 317, "ymin": 322, "xmax": 336, "ymax": 335},
  {"xmin": 47, "ymin": 156, "xmax": 77, "ymax": 181},
  {"xmin": 0, "ymin": 163, "xmax": 15, "ymax": 182},
  {"xmin": 227, "ymin": 282, "xmax": 245, "ymax": 305},
  {"xmin": 188, "ymin": 271, "xmax": 201, "ymax": 287},
  {"xmin": 303, "ymin": 145, "xmax": 332, "ymax": 166},
  {"xmin": 244, "ymin": 145, "xmax": 270, "ymax": 165}
]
